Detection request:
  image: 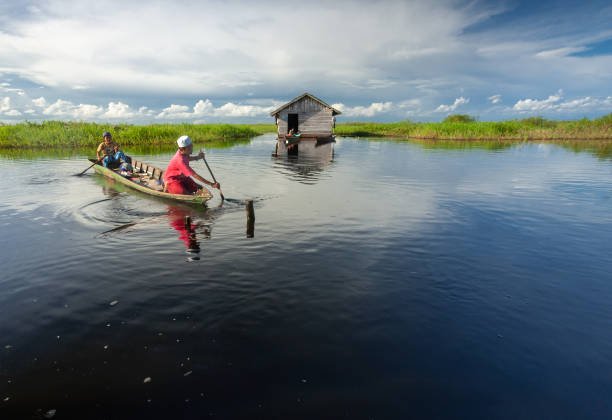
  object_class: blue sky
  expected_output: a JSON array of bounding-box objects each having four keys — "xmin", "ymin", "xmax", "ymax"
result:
[{"xmin": 1, "ymin": 0, "xmax": 611, "ymax": 123}]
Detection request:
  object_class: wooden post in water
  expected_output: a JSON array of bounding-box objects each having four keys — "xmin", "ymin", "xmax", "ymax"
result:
[
  {"xmin": 246, "ymin": 200, "xmax": 255, "ymax": 238},
  {"xmin": 184, "ymin": 215, "xmax": 191, "ymax": 231}
]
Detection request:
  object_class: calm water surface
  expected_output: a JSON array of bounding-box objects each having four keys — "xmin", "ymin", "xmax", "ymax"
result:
[{"xmin": 1, "ymin": 135, "xmax": 612, "ymax": 419}]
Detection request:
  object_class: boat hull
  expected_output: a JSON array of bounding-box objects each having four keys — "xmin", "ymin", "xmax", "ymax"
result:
[{"xmin": 90, "ymin": 159, "xmax": 212, "ymax": 205}]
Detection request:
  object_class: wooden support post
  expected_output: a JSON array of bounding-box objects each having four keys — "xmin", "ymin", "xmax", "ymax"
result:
[
  {"xmin": 246, "ymin": 200, "xmax": 255, "ymax": 238},
  {"xmin": 184, "ymin": 215, "xmax": 191, "ymax": 231}
]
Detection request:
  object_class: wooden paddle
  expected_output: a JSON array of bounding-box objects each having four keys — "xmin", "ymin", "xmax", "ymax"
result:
[
  {"xmin": 76, "ymin": 159, "xmax": 100, "ymax": 176},
  {"xmin": 202, "ymin": 153, "xmax": 224, "ymax": 201}
]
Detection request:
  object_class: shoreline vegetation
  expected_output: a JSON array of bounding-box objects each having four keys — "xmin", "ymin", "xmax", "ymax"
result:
[
  {"xmin": 0, "ymin": 121, "xmax": 271, "ymax": 149},
  {"xmin": 334, "ymin": 113, "xmax": 612, "ymax": 140},
  {"xmin": 0, "ymin": 113, "xmax": 611, "ymax": 149}
]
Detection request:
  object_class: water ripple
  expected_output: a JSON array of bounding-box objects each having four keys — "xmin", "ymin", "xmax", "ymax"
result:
[{"xmin": 2, "ymin": 136, "xmax": 612, "ymax": 418}]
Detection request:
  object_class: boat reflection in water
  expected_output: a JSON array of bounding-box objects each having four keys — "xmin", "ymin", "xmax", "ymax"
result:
[
  {"xmin": 93, "ymin": 174, "xmax": 215, "ymax": 260},
  {"xmin": 167, "ymin": 205, "xmax": 212, "ymax": 261},
  {"xmin": 99, "ymin": 181, "xmax": 122, "ymax": 199},
  {"xmin": 272, "ymin": 140, "xmax": 334, "ymax": 184}
]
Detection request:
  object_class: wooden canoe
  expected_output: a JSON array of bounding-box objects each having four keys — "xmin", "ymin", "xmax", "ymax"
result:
[{"xmin": 90, "ymin": 158, "xmax": 212, "ymax": 205}]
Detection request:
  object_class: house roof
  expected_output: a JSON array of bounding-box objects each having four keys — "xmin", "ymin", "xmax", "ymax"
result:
[{"xmin": 269, "ymin": 92, "xmax": 342, "ymax": 116}]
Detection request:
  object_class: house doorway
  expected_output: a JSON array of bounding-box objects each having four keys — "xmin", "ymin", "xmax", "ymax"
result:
[{"xmin": 287, "ymin": 114, "xmax": 298, "ymax": 134}]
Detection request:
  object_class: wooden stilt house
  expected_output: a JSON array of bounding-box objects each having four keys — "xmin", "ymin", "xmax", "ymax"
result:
[{"xmin": 270, "ymin": 93, "xmax": 341, "ymax": 147}]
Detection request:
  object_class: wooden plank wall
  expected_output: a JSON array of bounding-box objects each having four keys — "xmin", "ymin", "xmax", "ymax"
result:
[
  {"xmin": 300, "ymin": 108, "xmax": 333, "ymax": 135},
  {"xmin": 276, "ymin": 97, "xmax": 333, "ymax": 135}
]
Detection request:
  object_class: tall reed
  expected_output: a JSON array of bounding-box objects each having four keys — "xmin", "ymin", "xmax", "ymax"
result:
[
  {"xmin": 0, "ymin": 121, "xmax": 264, "ymax": 149},
  {"xmin": 2, "ymin": 113, "xmax": 612, "ymax": 149},
  {"xmin": 335, "ymin": 113, "xmax": 612, "ymax": 140}
]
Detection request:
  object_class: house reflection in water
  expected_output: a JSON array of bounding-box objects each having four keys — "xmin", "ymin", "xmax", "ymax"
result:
[{"xmin": 272, "ymin": 141, "xmax": 334, "ymax": 185}]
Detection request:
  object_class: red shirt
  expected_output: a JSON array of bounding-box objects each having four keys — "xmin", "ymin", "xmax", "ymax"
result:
[{"xmin": 164, "ymin": 150, "xmax": 195, "ymax": 184}]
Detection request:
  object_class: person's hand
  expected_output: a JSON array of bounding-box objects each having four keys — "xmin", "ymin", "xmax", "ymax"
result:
[
  {"xmin": 212, "ymin": 182, "xmax": 220, "ymax": 189},
  {"xmin": 198, "ymin": 150, "xmax": 205, "ymax": 160}
]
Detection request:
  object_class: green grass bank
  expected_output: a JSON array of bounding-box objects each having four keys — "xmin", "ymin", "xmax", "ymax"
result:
[
  {"xmin": 2, "ymin": 114, "xmax": 612, "ymax": 149},
  {"xmin": 0, "ymin": 121, "xmax": 269, "ymax": 149},
  {"xmin": 334, "ymin": 114, "xmax": 612, "ymax": 140}
]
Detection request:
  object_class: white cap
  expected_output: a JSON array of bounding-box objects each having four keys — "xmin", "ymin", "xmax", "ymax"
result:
[{"xmin": 177, "ymin": 135, "xmax": 192, "ymax": 148}]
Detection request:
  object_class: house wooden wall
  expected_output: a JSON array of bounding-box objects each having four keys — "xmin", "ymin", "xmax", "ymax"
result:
[{"xmin": 276, "ymin": 96, "xmax": 334, "ymax": 136}]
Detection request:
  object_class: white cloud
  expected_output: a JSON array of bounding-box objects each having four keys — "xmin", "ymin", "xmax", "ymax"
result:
[
  {"xmin": 475, "ymin": 41, "xmax": 536, "ymax": 57},
  {"xmin": 215, "ymin": 102, "xmax": 271, "ymax": 117},
  {"xmin": 32, "ymin": 96, "xmax": 47, "ymax": 107},
  {"xmin": 0, "ymin": 96, "xmax": 10, "ymax": 112},
  {"xmin": 390, "ymin": 47, "xmax": 448, "ymax": 60},
  {"xmin": 193, "ymin": 99, "xmax": 214, "ymax": 115},
  {"xmin": 1, "ymin": 2, "xmax": 611, "ymax": 122},
  {"xmin": 331, "ymin": 102, "xmax": 393, "ymax": 117},
  {"xmin": 435, "ymin": 97, "xmax": 469, "ymax": 112},
  {"xmin": 398, "ymin": 99, "xmax": 421, "ymax": 109},
  {"xmin": 0, "ymin": 96, "xmax": 22, "ymax": 116},
  {"xmin": 35, "ymin": 97, "xmax": 154, "ymax": 120},
  {"xmin": 512, "ymin": 91, "xmax": 612, "ymax": 113},
  {"xmin": 488, "ymin": 94, "xmax": 502, "ymax": 104},
  {"xmin": 156, "ymin": 104, "xmax": 193, "ymax": 119},
  {"xmin": 0, "ymin": 0, "xmax": 502, "ymax": 99},
  {"xmin": 558, "ymin": 97, "xmax": 593, "ymax": 109},
  {"xmin": 512, "ymin": 90, "xmax": 563, "ymax": 112},
  {"xmin": 0, "ymin": 82, "xmax": 25, "ymax": 96},
  {"xmin": 26, "ymin": 5, "xmax": 42, "ymax": 14},
  {"xmin": 396, "ymin": 99, "xmax": 422, "ymax": 117},
  {"xmin": 557, "ymin": 96, "xmax": 612, "ymax": 111},
  {"xmin": 39, "ymin": 99, "xmax": 153, "ymax": 119},
  {"xmin": 535, "ymin": 47, "xmax": 588, "ymax": 58},
  {"xmin": 102, "ymin": 101, "xmax": 132, "ymax": 118},
  {"xmin": 2, "ymin": 95, "xmax": 279, "ymax": 122},
  {"xmin": 341, "ymin": 79, "xmax": 398, "ymax": 90},
  {"xmin": 42, "ymin": 99, "xmax": 104, "ymax": 118},
  {"xmin": 156, "ymin": 99, "xmax": 274, "ymax": 119},
  {"xmin": 101, "ymin": 101, "xmax": 153, "ymax": 119}
]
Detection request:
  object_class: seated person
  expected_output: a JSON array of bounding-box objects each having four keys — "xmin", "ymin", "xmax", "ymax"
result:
[
  {"xmin": 163, "ymin": 135, "xmax": 220, "ymax": 195},
  {"xmin": 96, "ymin": 131, "xmax": 128, "ymax": 168}
]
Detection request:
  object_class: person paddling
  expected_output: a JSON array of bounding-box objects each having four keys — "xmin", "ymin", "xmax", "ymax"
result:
[
  {"xmin": 96, "ymin": 131, "xmax": 128, "ymax": 168},
  {"xmin": 163, "ymin": 135, "xmax": 220, "ymax": 195}
]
